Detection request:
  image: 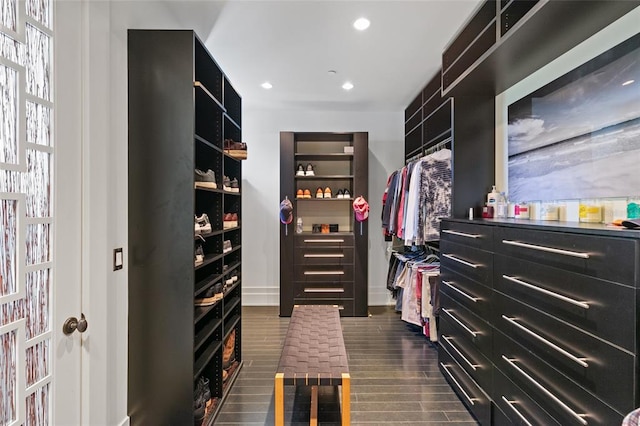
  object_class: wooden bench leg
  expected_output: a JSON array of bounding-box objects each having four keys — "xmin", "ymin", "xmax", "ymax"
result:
[
  {"xmin": 342, "ymin": 373, "xmax": 351, "ymax": 426},
  {"xmin": 275, "ymin": 373, "xmax": 284, "ymax": 426},
  {"xmin": 310, "ymin": 385, "xmax": 318, "ymax": 426}
]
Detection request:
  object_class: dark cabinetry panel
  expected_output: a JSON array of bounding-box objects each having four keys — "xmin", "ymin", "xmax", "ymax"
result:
[{"xmin": 440, "ymin": 219, "xmax": 639, "ymax": 425}]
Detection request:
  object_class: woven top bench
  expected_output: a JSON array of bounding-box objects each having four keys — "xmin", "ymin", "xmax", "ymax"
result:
[{"xmin": 274, "ymin": 304, "xmax": 351, "ymax": 425}]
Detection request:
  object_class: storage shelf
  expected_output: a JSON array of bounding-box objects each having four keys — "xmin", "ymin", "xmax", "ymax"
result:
[
  {"xmin": 295, "ymin": 198, "xmax": 354, "ymax": 202},
  {"xmin": 194, "ymin": 134, "xmax": 222, "ymax": 152},
  {"xmin": 195, "ymin": 273, "xmax": 224, "ymax": 297},
  {"xmin": 224, "ymin": 296, "xmax": 241, "ymax": 318},
  {"xmin": 224, "ymin": 113, "xmax": 241, "ymax": 131},
  {"xmin": 224, "ymin": 261, "xmax": 241, "ymax": 272},
  {"xmin": 194, "ymin": 229, "xmax": 224, "ymax": 240},
  {"xmin": 194, "ymin": 81, "xmax": 226, "ymax": 112},
  {"xmin": 224, "ymin": 245, "xmax": 242, "ymax": 256},
  {"xmin": 224, "ymin": 279, "xmax": 241, "ymax": 297},
  {"xmin": 194, "ymin": 340, "xmax": 223, "ymax": 381},
  {"xmin": 295, "ymin": 175, "xmax": 354, "ymax": 180},
  {"xmin": 224, "ymin": 315, "xmax": 241, "ymax": 339},
  {"xmin": 194, "ymin": 318, "xmax": 222, "ymax": 353},
  {"xmin": 222, "ymin": 225, "xmax": 241, "ymax": 233},
  {"xmin": 295, "ymin": 153, "xmax": 354, "ymax": 161},
  {"xmin": 195, "ymin": 252, "xmax": 224, "ymax": 271},
  {"xmin": 194, "ymin": 301, "xmax": 221, "ymax": 324}
]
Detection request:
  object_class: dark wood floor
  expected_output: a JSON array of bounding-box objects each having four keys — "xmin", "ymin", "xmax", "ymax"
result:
[{"xmin": 216, "ymin": 306, "xmax": 478, "ymax": 425}]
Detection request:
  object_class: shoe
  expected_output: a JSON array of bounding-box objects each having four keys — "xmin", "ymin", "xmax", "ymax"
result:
[
  {"xmin": 303, "ymin": 189, "xmax": 311, "ymax": 199},
  {"xmin": 324, "ymin": 187, "xmax": 332, "ymax": 198},
  {"xmin": 223, "ymin": 240, "xmax": 232, "ymax": 253},
  {"xmin": 194, "ymin": 245, "xmax": 204, "ymax": 267},
  {"xmin": 305, "ymin": 163, "xmax": 315, "ymax": 176},
  {"xmin": 315, "ymin": 187, "xmax": 323, "ymax": 199},
  {"xmin": 296, "ymin": 164, "xmax": 305, "ymax": 176},
  {"xmin": 223, "ymin": 176, "xmax": 232, "ymax": 192},
  {"xmin": 336, "ymin": 189, "xmax": 344, "ymax": 199},
  {"xmin": 224, "ymin": 139, "xmax": 248, "ymax": 160},
  {"xmin": 225, "ymin": 275, "xmax": 234, "ymax": 285},
  {"xmin": 195, "ymin": 214, "xmax": 212, "ymax": 235},
  {"xmin": 229, "ymin": 178, "xmax": 240, "ymax": 193},
  {"xmin": 193, "ymin": 376, "xmax": 211, "ymax": 423},
  {"xmin": 296, "ymin": 189, "xmax": 304, "ymax": 199},
  {"xmin": 194, "ymin": 169, "xmax": 217, "ymax": 189},
  {"xmin": 194, "ymin": 397, "xmax": 205, "ymax": 425},
  {"xmin": 232, "ymin": 271, "xmax": 239, "ymax": 283},
  {"xmin": 343, "ymin": 188, "xmax": 351, "ymax": 199},
  {"xmin": 223, "ymin": 213, "xmax": 238, "ymax": 229}
]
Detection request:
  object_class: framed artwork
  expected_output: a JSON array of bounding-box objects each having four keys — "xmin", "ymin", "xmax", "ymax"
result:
[{"xmin": 508, "ymin": 33, "xmax": 640, "ymax": 202}]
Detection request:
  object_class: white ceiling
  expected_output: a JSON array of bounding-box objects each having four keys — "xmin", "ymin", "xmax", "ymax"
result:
[{"xmin": 167, "ymin": 0, "xmax": 482, "ymax": 111}]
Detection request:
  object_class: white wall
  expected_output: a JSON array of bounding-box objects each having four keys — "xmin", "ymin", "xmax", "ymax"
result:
[{"xmin": 240, "ymin": 108, "xmax": 404, "ymax": 306}]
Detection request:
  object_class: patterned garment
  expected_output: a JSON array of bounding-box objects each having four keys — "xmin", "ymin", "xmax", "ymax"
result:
[{"xmin": 419, "ymin": 150, "xmax": 452, "ymax": 242}]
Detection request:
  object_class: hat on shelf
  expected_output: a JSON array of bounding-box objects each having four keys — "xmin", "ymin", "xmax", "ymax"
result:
[
  {"xmin": 280, "ymin": 197, "xmax": 293, "ymax": 224},
  {"xmin": 353, "ymin": 196, "xmax": 369, "ymax": 222}
]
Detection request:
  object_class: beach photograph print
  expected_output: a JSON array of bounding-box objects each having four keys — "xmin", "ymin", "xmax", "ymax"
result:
[{"xmin": 507, "ymin": 34, "xmax": 640, "ymax": 202}]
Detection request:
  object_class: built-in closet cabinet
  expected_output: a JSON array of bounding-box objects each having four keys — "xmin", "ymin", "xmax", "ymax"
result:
[
  {"xmin": 280, "ymin": 132, "xmax": 368, "ymax": 317},
  {"xmin": 128, "ymin": 30, "xmax": 242, "ymax": 425}
]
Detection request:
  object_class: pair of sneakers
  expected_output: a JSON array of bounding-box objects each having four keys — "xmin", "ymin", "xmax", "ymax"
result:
[
  {"xmin": 193, "ymin": 376, "xmax": 212, "ymax": 423},
  {"xmin": 223, "ymin": 240, "xmax": 233, "ymax": 253},
  {"xmin": 223, "ymin": 213, "xmax": 239, "ymax": 229},
  {"xmin": 225, "ymin": 270, "xmax": 239, "ymax": 286},
  {"xmin": 336, "ymin": 189, "xmax": 351, "ymax": 199},
  {"xmin": 315, "ymin": 187, "xmax": 332, "ymax": 199},
  {"xmin": 296, "ymin": 163, "xmax": 315, "ymax": 176},
  {"xmin": 194, "ymin": 169, "xmax": 217, "ymax": 189},
  {"xmin": 296, "ymin": 189, "xmax": 312, "ymax": 199},
  {"xmin": 195, "ymin": 213, "xmax": 212, "ymax": 235},
  {"xmin": 223, "ymin": 176, "xmax": 240, "ymax": 193}
]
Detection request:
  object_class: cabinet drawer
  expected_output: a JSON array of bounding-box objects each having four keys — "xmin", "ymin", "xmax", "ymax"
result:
[
  {"xmin": 440, "ymin": 221, "xmax": 493, "ymax": 251},
  {"xmin": 440, "ymin": 292, "xmax": 492, "ymax": 358},
  {"xmin": 438, "ymin": 344, "xmax": 491, "ymax": 425},
  {"xmin": 441, "ymin": 268, "xmax": 493, "ymax": 321},
  {"xmin": 440, "ymin": 240, "xmax": 492, "ymax": 285},
  {"xmin": 294, "ymin": 281, "xmax": 354, "ymax": 299},
  {"xmin": 294, "ymin": 264, "xmax": 353, "ymax": 282},
  {"xmin": 494, "ymin": 292, "xmax": 636, "ymax": 414},
  {"xmin": 494, "ymin": 254, "xmax": 636, "ymax": 352},
  {"xmin": 494, "ymin": 226, "xmax": 638, "ymax": 286},
  {"xmin": 293, "ymin": 298, "xmax": 354, "ymax": 316},
  {"xmin": 294, "ymin": 247, "xmax": 354, "ymax": 266},
  {"xmin": 295, "ymin": 234, "xmax": 354, "ymax": 248},
  {"xmin": 493, "ymin": 367, "xmax": 562, "ymax": 426},
  {"xmin": 494, "ymin": 330, "xmax": 624, "ymax": 426},
  {"xmin": 440, "ymin": 317, "xmax": 492, "ymax": 389}
]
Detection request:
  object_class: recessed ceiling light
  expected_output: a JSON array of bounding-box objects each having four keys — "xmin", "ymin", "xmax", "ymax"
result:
[
  {"xmin": 622, "ymin": 79, "xmax": 635, "ymax": 86},
  {"xmin": 328, "ymin": 70, "xmax": 337, "ymax": 75},
  {"xmin": 342, "ymin": 82, "xmax": 354, "ymax": 91},
  {"xmin": 261, "ymin": 82, "xmax": 273, "ymax": 89},
  {"xmin": 353, "ymin": 18, "xmax": 370, "ymax": 31}
]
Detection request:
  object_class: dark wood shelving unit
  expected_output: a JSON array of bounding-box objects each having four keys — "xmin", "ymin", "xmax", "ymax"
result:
[
  {"xmin": 280, "ymin": 132, "xmax": 369, "ymax": 317},
  {"xmin": 128, "ymin": 29, "xmax": 243, "ymax": 426}
]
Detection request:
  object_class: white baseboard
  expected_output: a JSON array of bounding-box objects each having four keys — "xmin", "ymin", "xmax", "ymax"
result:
[{"xmin": 118, "ymin": 416, "xmax": 130, "ymax": 426}]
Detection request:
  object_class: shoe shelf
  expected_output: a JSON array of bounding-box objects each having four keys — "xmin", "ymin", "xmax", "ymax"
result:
[
  {"xmin": 195, "ymin": 253, "xmax": 225, "ymax": 271},
  {"xmin": 129, "ymin": 30, "xmax": 243, "ymax": 426},
  {"xmin": 295, "ymin": 175, "xmax": 354, "ymax": 179},
  {"xmin": 194, "ymin": 318, "xmax": 223, "ymax": 353},
  {"xmin": 295, "ymin": 153, "xmax": 354, "ymax": 160},
  {"xmin": 195, "ymin": 274, "xmax": 224, "ymax": 297},
  {"xmin": 296, "ymin": 198, "xmax": 354, "ymax": 202}
]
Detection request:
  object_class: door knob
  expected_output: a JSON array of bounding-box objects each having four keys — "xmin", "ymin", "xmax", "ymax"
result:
[{"xmin": 63, "ymin": 313, "xmax": 88, "ymax": 335}]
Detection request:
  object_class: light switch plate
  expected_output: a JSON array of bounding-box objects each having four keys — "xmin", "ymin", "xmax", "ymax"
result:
[{"xmin": 114, "ymin": 248, "xmax": 123, "ymax": 271}]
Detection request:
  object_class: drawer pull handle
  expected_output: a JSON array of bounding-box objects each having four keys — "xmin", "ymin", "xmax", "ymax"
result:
[
  {"xmin": 503, "ymin": 275, "xmax": 590, "ymax": 310},
  {"xmin": 442, "ymin": 308, "xmax": 478, "ymax": 338},
  {"xmin": 303, "ymin": 254, "xmax": 345, "ymax": 258},
  {"xmin": 304, "ymin": 239, "xmax": 344, "ymax": 243},
  {"xmin": 303, "ymin": 271, "xmax": 345, "ymax": 275},
  {"xmin": 501, "ymin": 356, "xmax": 588, "ymax": 425},
  {"xmin": 442, "ymin": 254, "xmax": 479, "ymax": 269},
  {"xmin": 304, "ymin": 288, "xmax": 345, "ymax": 293},
  {"xmin": 442, "ymin": 280, "xmax": 480, "ymax": 303},
  {"xmin": 501, "ymin": 396, "xmax": 533, "ymax": 426},
  {"xmin": 439, "ymin": 362, "xmax": 475, "ymax": 406},
  {"xmin": 442, "ymin": 336, "xmax": 479, "ymax": 371},
  {"xmin": 501, "ymin": 315, "xmax": 588, "ymax": 368},
  {"xmin": 442, "ymin": 229, "xmax": 481, "ymax": 239},
  {"xmin": 502, "ymin": 240, "xmax": 590, "ymax": 259}
]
